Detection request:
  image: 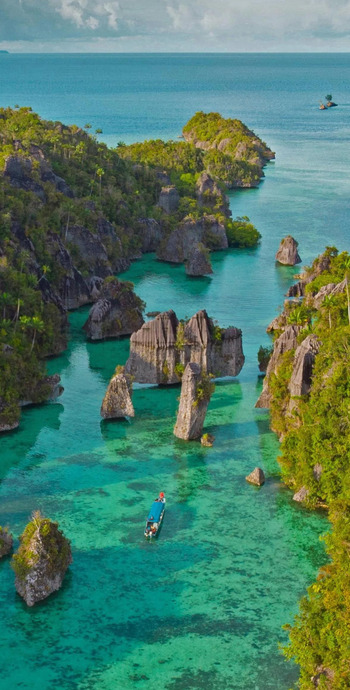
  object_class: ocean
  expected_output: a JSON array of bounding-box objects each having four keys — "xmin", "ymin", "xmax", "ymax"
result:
[{"xmin": 0, "ymin": 53, "xmax": 349, "ymax": 689}]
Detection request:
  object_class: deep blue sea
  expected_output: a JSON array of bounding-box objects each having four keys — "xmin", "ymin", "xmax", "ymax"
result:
[{"xmin": 0, "ymin": 54, "xmax": 349, "ymax": 690}]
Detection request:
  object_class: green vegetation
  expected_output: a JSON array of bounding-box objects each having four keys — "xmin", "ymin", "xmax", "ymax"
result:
[
  {"xmin": 265, "ymin": 248, "xmax": 350, "ymax": 687},
  {"xmin": 0, "ymin": 107, "xmax": 267, "ymax": 429},
  {"xmin": 12, "ymin": 510, "xmax": 71, "ymax": 581},
  {"xmin": 194, "ymin": 372, "xmax": 215, "ymax": 406},
  {"xmin": 257, "ymin": 344, "xmax": 273, "ymax": 372},
  {"xmin": 226, "ymin": 216, "xmax": 261, "ymax": 248}
]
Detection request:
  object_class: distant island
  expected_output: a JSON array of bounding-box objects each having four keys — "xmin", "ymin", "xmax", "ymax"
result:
[{"xmin": 0, "ymin": 50, "xmax": 9, "ymax": 54}]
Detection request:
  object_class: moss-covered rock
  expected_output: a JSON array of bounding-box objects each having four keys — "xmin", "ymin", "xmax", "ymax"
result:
[
  {"xmin": 0, "ymin": 526, "xmax": 13, "ymax": 558},
  {"xmin": 12, "ymin": 511, "xmax": 72, "ymax": 606}
]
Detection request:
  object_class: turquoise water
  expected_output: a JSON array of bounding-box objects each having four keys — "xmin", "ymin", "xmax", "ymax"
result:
[{"xmin": 1, "ymin": 53, "xmax": 349, "ymax": 689}]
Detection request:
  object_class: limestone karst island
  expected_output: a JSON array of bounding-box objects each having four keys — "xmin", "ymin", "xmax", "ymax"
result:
[{"xmin": 0, "ymin": 31, "xmax": 349, "ymax": 690}]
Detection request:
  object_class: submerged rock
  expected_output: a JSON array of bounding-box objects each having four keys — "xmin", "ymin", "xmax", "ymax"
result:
[
  {"xmin": 12, "ymin": 511, "xmax": 72, "ymax": 606},
  {"xmin": 83, "ymin": 277, "xmax": 144, "ymax": 341},
  {"xmin": 124, "ymin": 309, "xmax": 244, "ymax": 384},
  {"xmin": 101, "ymin": 369, "xmax": 134, "ymax": 419},
  {"xmin": 275, "ymin": 236, "xmax": 301, "ymax": 266},
  {"xmin": 0, "ymin": 527, "xmax": 13, "ymax": 558},
  {"xmin": 174, "ymin": 363, "xmax": 214, "ymax": 440},
  {"xmin": 246, "ymin": 468, "xmax": 265, "ymax": 486},
  {"xmin": 186, "ymin": 243, "xmax": 213, "ymax": 276}
]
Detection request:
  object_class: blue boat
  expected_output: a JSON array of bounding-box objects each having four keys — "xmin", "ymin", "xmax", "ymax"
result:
[{"xmin": 144, "ymin": 494, "xmax": 166, "ymax": 538}]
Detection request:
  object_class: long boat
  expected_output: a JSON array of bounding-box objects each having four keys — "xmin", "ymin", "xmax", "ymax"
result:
[{"xmin": 144, "ymin": 493, "xmax": 166, "ymax": 538}]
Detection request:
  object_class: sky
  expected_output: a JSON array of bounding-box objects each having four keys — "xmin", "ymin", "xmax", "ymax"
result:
[{"xmin": 0, "ymin": 0, "xmax": 350, "ymax": 52}]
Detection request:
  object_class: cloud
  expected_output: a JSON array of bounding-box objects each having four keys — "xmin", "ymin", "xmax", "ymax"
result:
[{"xmin": 1, "ymin": 0, "xmax": 350, "ymax": 50}]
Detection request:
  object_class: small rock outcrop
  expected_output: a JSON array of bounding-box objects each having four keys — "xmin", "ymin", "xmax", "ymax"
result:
[
  {"xmin": 275, "ymin": 236, "xmax": 301, "ymax": 266},
  {"xmin": 125, "ymin": 309, "xmax": 244, "ymax": 384},
  {"xmin": 201, "ymin": 433, "xmax": 215, "ymax": 447},
  {"xmin": 0, "ymin": 527, "xmax": 13, "ymax": 558},
  {"xmin": 312, "ymin": 279, "xmax": 346, "ymax": 310},
  {"xmin": 293, "ymin": 486, "xmax": 309, "ymax": 503},
  {"xmin": 174, "ymin": 363, "xmax": 214, "ymax": 440},
  {"xmin": 83, "ymin": 277, "xmax": 144, "ymax": 341},
  {"xmin": 288, "ymin": 335, "xmax": 321, "ymax": 401},
  {"xmin": 246, "ymin": 468, "xmax": 265, "ymax": 486},
  {"xmin": 256, "ymin": 325, "xmax": 302, "ymax": 408},
  {"xmin": 12, "ymin": 511, "xmax": 72, "ymax": 607},
  {"xmin": 101, "ymin": 368, "xmax": 134, "ymax": 419},
  {"xmin": 186, "ymin": 243, "xmax": 213, "ymax": 276},
  {"xmin": 158, "ymin": 186, "xmax": 180, "ymax": 214}
]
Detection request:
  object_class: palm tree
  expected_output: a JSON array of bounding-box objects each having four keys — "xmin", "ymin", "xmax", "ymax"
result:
[
  {"xmin": 20, "ymin": 315, "xmax": 45, "ymax": 352},
  {"xmin": 96, "ymin": 167, "xmax": 105, "ymax": 199},
  {"xmin": 38, "ymin": 265, "xmax": 50, "ymax": 283},
  {"xmin": 322, "ymin": 294, "xmax": 336, "ymax": 330},
  {"xmin": 13, "ymin": 298, "xmax": 24, "ymax": 331},
  {"xmin": 326, "ymin": 94, "xmax": 332, "ymax": 103}
]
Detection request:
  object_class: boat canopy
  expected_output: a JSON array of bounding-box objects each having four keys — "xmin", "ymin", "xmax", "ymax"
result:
[{"xmin": 147, "ymin": 501, "xmax": 164, "ymax": 523}]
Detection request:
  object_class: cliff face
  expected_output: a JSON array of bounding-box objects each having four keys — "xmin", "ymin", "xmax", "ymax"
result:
[
  {"xmin": 158, "ymin": 186, "xmax": 180, "ymax": 214},
  {"xmin": 256, "ymin": 325, "xmax": 302, "ymax": 408},
  {"xmin": 125, "ymin": 309, "xmax": 244, "ymax": 384},
  {"xmin": 173, "ymin": 362, "xmax": 213, "ymax": 440},
  {"xmin": 157, "ymin": 215, "xmax": 228, "ymax": 264},
  {"xmin": 101, "ymin": 369, "xmax": 134, "ymax": 419},
  {"xmin": 83, "ymin": 277, "xmax": 144, "ymax": 341},
  {"xmin": 186, "ymin": 243, "xmax": 213, "ymax": 276},
  {"xmin": 12, "ymin": 512, "xmax": 72, "ymax": 607}
]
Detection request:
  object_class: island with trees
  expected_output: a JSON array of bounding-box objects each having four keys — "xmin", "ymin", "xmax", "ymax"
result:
[
  {"xmin": 0, "ymin": 107, "xmax": 269, "ymax": 431},
  {"xmin": 257, "ymin": 246, "xmax": 350, "ymax": 688}
]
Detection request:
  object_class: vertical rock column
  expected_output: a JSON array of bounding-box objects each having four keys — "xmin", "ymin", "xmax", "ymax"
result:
[{"xmin": 174, "ymin": 362, "xmax": 214, "ymax": 440}]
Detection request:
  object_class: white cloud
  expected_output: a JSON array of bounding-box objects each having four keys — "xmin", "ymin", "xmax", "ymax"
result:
[{"xmin": 2, "ymin": 0, "xmax": 350, "ymax": 50}]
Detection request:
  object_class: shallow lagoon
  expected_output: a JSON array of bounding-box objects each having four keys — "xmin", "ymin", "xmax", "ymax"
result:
[{"xmin": 1, "ymin": 53, "xmax": 350, "ymax": 689}]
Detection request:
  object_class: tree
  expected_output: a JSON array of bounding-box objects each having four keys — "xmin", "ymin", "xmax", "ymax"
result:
[
  {"xmin": 322, "ymin": 294, "xmax": 336, "ymax": 330},
  {"xmin": 20, "ymin": 315, "xmax": 45, "ymax": 352},
  {"xmin": 84, "ymin": 123, "xmax": 92, "ymax": 130},
  {"xmin": 95, "ymin": 128, "xmax": 103, "ymax": 134},
  {"xmin": 96, "ymin": 167, "xmax": 105, "ymax": 199},
  {"xmin": 326, "ymin": 94, "xmax": 332, "ymax": 102},
  {"xmin": 0, "ymin": 292, "xmax": 13, "ymax": 319}
]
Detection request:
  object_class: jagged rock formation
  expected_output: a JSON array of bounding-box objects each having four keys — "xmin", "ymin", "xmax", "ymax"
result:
[
  {"xmin": 256, "ymin": 325, "xmax": 302, "ymax": 408},
  {"xmin": 158, "ymin": 186, "xmax": 180, "ymax": 214},
  {"xmin": 186, "ymin": 243, "xmax": 213, "ymax": 276},
  {"xmin": 246, "ymin": 468, "xmax": 265, "ymax": 486},
  {"xmin": 157, "ymin": 215, "xmax": 228, "ymax": 264},
  {"xmin": 125, "ymin": 309, "xmax": 244, "ymax": 384},
  {"xmin": 288, "ymin": 335, "xmax": 321, "ymax": 402},
  {"xmin": 275, "ymin": 236, "xmax": 301, "ymax": 265},
  {"xmin": 101, "ymin": 369, "xmax": 134, "ymax": 419},
  {"xmin": 4, "ymin": 153, "xmax": 73, "ymax": 200},
  {"xmin": 312, "ymin": 279, "xmax": 347, "ymax": 309},
  {"xmin": 83, "ymin": 277, "xmax": 144, "ymax": 341},
  {"xmin": 0, "ymin": 527, "xmax": 13, "ymax": 558},
  {"xmin": 195, "ymin": 172, "xmax": 230, "ymax": 215},
  {"xmin": 286, "ymin": 281, "xmax": 306, "ymax": 298},
  {"xmin": 12, "ymin": 511, "xmax": 72, "ymax": 607},
  {"xmin": 174, "ymin": 363, "xmax": 213, "ymax": 440},
  {"xmin": 137, "ymin": 218, "xmax": 162, "ymax": 253}
]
